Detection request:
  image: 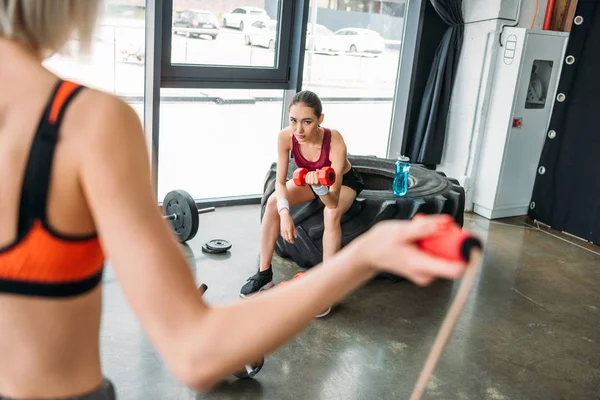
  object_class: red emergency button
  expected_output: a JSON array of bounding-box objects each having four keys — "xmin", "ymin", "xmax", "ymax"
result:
[{"xmin": 513, "ymin": 118, "xmax": 522, "ymax": 128}]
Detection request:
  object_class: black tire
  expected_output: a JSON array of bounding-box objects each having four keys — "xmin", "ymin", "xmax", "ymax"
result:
[{"xmin": 260, "ymin": 155, "xmax": 465, "ymax": 279}]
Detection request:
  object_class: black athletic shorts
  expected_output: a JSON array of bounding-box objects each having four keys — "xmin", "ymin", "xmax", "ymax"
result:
[{"xmin": 309, "ymin": 166, "xmax": 364, "ymax": 197}]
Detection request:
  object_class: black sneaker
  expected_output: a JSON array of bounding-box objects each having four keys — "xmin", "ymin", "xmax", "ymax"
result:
[{"xmin": 240, "ymin": 267, "xmax": 274, "ymax": 298}]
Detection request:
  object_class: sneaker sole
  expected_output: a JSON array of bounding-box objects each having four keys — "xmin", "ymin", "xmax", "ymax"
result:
[{"xmin": 239, "ymin": 281, "xmax": 274, "ymax": 298}]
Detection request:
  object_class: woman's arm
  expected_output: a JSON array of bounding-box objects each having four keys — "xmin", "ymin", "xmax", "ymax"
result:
[
  {"xmin": 274, "ymin": 129, "xmax": 291, "ymax": 206},
  {"xmin": 312, "ymin": 130, "xmax": 346, "ymax": 209},
  {"xmin": 77, "ymin": 94, "xmax": 466, "ymax": 392}
]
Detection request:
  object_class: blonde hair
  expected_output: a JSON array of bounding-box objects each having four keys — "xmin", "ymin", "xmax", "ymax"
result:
[{"xmin": 0, "ymin": 0, "xmax": 101, "ymax": 54}]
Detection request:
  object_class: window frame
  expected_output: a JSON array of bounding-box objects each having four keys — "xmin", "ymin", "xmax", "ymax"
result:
[{"xmin": 159, "ymin": 0, "xmax": 309, "ymax": 90}]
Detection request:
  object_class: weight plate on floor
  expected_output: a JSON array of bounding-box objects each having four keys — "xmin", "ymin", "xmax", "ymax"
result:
[
  {"xmin": 163, "ymin": 190, "xmax": 199, "ymax": 243},
  {"xmin": 205, "ymin": 239, "xmax": 232, "ymax": 252},
  {"xmin": 202, "ymin": 243, "xmax": 228, "ymax": 254}
]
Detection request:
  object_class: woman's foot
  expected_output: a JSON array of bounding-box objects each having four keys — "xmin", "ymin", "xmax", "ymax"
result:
[{"xmin": 240, "ymin": 266, "xmax": 274, "ymax": 298}]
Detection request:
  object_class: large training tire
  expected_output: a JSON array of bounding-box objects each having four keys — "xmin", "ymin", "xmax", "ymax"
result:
[{"xmin": 260, "ymin": 155, "xmax": 465, "ymax": 280}]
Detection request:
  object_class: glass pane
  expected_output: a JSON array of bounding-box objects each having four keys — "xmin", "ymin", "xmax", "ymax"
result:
[
  {"xmin": 302, "ymin": 0, "xmax": 408, "ymax": 158},
  {"xmin": 526, "ymin": 60, "xmax": 554, "ymax": 109},
  {"xmin": 171, "ymin": 1, "xmax": 282, "ymax": 68},
  {"xmin": 158, "ymin": 89, "xmax": 284, "ymax": 200},
  {"xmin": 43, "ymin": 2, "xmax": 146, "ymax": 101}
]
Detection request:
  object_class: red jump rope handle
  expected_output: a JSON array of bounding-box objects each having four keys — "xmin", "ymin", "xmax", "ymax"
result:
[{"xmin": 417, "ymin": 221, "xmax": 482, "ymax": 262}]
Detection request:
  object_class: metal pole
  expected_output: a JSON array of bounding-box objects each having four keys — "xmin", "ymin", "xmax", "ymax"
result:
[{"xmin": 143, "ymin": 0, "xmax": 163, "ymax": 198}]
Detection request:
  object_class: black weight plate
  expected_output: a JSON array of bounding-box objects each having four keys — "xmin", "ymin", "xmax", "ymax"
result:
[
  {"xmin": 205, "ymin": 239, "xmax": 232, "ymax": 251},
  {"xmin": 201, "ymin": 243, "xmax": 228, "ymax": 254},
  {"xmin": 163, "ymin": 190, "xmax": 199, "ymax": 243}
]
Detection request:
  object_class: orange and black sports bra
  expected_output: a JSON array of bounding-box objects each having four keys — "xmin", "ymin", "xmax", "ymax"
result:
[{"xmin": 0, "ymin": 80, "xmax": 105, "ymax": 298}]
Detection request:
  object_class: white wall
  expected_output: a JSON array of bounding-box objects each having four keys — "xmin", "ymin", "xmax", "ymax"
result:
[{"xmin": 438, "ymin": 0, "xmax": 549, "ymax": 210}]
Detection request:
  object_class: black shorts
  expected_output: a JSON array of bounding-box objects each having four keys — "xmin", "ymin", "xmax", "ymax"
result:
[{"xmin": 309, "ymin": 166, "xmax": 364, "ymax": 197}]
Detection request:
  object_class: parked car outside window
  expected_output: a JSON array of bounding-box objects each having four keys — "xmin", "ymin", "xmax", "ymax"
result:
[
  {"xmin": 222, "ymin": 7, "xmax": 269, "ymax": 32},
  {"xmin": 173, "ymin": 9, "xmax": 220, "ymax": 40}
]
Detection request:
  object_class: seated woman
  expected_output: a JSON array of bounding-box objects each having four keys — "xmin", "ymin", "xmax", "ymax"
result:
[
  {"xmin": 0, "ymin": 1, "xmax": 467, "ymax": 398},
  {"xmin": 239, "ymin": 91, "xmax": 365, "ymax": 315}
]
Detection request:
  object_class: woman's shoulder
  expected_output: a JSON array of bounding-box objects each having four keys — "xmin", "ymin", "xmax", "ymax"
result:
[
  {"xmin": 277, "ymin": 127, "xmax": 294, "ymax": 150},
  {"xmin": 325, "ymin": 128, "xmax": 344, "ymax": 143},
  {"xmin": 278, "ymin": 126, "xmax": 293, "ymax": 136},
  {"xmin": 65, "ymin": 88, "xmax": 139, "ymax": 134},
  {"xmin": 278, "ymin": 127, "xmax": 294, "ymax": 141},
  {"xmin": 59, "ymin": 86, "xmax": 143, "ymax": 153}
]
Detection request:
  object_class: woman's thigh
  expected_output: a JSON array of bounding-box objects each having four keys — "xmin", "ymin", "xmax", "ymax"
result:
[{"xmin": 282, "ymin": 179, "xmax": 316, "ymax": 207}]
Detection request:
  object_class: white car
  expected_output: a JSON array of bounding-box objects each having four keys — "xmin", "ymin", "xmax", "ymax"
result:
[
  {"xmin": 245, "ymin": 21, "xmax": 344, "ymax": 54},
  {"xmin": 306, "ymin": 24, "xmax": 343, "ymax": 54},
  {"xmin": 245, "ymin": 19, "xmax": 278, "ymax": 49},
  {"xmin": 222, "ymin": 7, "xmax": 269, "ymax": 31},
  {"xmin": 334, "ymin": 28, "xmax": 386, "ymax": 55}
]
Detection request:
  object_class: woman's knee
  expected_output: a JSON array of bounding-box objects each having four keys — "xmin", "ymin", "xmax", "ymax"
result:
[
  {"xmin": 265, "ymin": 194, "xmax": 279, "ymax": 215},
  {"xmin": 323, "ymin": 206, "xmax": 341, "ymax": 227}
]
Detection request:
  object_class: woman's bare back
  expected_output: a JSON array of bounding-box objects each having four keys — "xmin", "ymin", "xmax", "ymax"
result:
[{"xmin": 0, "ymin": 40, "xmax": 105, "ymax": 398}]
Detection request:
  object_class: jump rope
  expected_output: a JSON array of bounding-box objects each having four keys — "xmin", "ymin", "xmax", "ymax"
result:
[
  {"xmin": 410, "ymin": 221, "xmax": 483, "ymax": 399},
  {"xmin": 199, "ymin": 220, "xmax": 483, "ymax": 398}
]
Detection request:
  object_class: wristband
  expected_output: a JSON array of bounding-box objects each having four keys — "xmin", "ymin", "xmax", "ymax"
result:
[
  {"xmin": 277, "ymin": 199, "xmax": 290, "ymax": 213},
  {"xmin": 312, "ymin": 185, "xmax": 329, "ymax": 196}
]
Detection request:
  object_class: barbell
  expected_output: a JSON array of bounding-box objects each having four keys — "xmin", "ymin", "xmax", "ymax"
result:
[{"xmin": 162, "ymin": 190, "xmax": 215, "ymax": 243}]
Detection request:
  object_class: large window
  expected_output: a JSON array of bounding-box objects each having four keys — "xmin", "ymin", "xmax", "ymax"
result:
[
  {"xmin": 44, "ymin": 0, "xmax": 416, "ymax": 202},
  {"xmin": 301, "ymin": 1, "xmax": 407, "ymax": 158},
  {"xmin": 151, "ymin": 0, "xmax": 410, "ymax": 200}
]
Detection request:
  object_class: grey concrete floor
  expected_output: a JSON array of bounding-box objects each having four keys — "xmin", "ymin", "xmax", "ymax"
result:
[{"xmin": 100, "ymin": 205, "xmax": 600, "ymax": 400}]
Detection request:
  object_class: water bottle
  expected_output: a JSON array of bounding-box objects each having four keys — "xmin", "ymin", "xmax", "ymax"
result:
[{"xmin": 392, "ymin": 155, "xmax": 411, "ymax": 197}]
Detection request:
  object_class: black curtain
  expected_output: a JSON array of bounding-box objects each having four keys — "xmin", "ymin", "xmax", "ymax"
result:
[
  {"xmin": 407, "ymin": 0, "xmax": 464, "ymax": 167},
  {"xmin": 529, "ymin": 1, "xmax": 600, "ymax": 245}
]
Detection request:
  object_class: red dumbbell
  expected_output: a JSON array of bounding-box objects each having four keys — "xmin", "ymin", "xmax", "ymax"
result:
[{"xmin": 293, "ymin": 167, "xmax": 336, "ymax": 186}]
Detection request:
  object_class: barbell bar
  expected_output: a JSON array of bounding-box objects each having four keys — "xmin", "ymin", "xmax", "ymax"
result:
[{"xmin": 163, "ymin": 206, "xmax": 216, "ymax": 221}]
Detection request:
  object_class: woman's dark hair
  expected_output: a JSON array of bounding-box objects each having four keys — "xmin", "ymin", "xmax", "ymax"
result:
[{"xmin": 289, "ymin": 90, "xmax": 322, "ymax": 117}]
